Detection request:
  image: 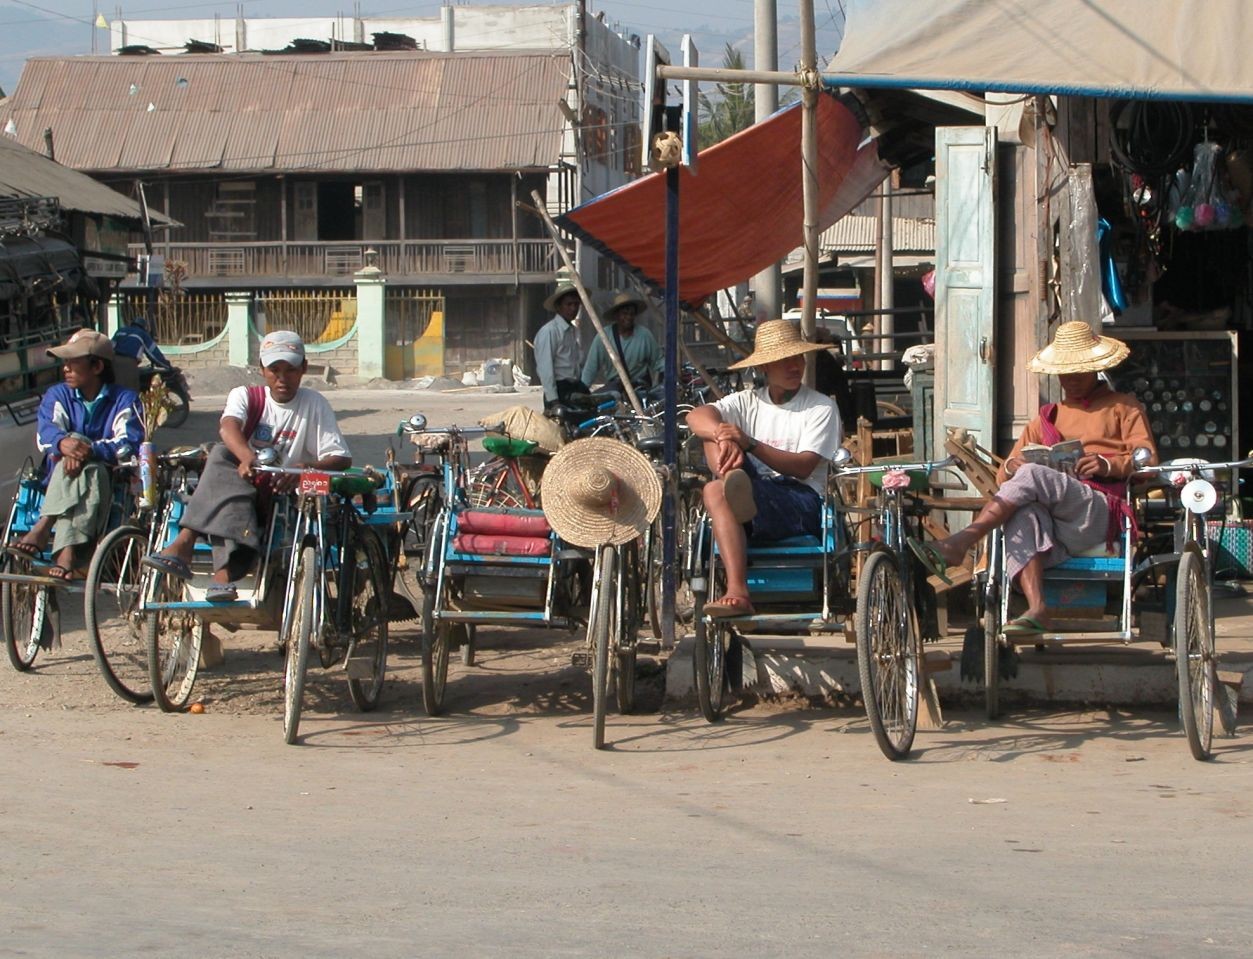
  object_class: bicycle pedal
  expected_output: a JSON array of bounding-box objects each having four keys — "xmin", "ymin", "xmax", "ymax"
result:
[{"xmin": 570, "ymin": 651, "xmax": 592, "ymax": 668}]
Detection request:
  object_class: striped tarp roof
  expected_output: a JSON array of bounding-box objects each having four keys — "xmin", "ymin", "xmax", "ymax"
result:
[{"xmin": 3, "ymin": 51, "xmax": 572, "ymax": 175}]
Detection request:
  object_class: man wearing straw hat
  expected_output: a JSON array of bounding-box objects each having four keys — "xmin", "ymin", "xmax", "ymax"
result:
[
  {"xmin": 687, "ymin": 319, "xmax": 842, "ymax": 618},
  {"xmin": 533, "ymin": 281, "xmax": 590, "ymax": 409},
  {"xmin": 910, "ymin": 321, "xmax": 1157, "ymax": 635},
  {"xmin": 580, "ymin": 291, "xmax": 663, "ymax": 394}
]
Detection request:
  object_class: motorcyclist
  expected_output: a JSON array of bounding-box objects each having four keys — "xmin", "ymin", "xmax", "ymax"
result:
[{"xmin": 111, "ymin": 314, "xmax": 174, "ymax": 392}]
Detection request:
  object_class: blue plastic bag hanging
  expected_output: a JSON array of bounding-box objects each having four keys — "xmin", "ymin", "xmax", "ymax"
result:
[{"xmin": 1097, "ymin": 217, "xmax": 1127, "ymax": 314}]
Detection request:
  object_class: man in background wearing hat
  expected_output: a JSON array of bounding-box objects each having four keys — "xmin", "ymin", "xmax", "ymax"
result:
[
  {"xmin": 687, "ymin": 319, "xmax": 843, "ymax": 617},
  {"xmin": 912, "ymin": 321, "xmax": 1157, "ymax": 635},
  {"xmin": 580, "ymin": 291, "xmax": 663, "ymax": 395},
  {"xmin": 533, "ymin": 283, "xmax": 589, "ymax": 409},
  {"xmin": 6, "ymin": 330, "xmax": 144, "ymax": 579},
  {"xmin": 143, "ymin": 330, "xmax": 351, "ymax": 602}
]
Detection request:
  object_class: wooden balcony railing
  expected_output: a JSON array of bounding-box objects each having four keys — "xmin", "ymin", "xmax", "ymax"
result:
[{"xmin": 131, "ymin": 239, "xmax": 560, "ymax": 279}]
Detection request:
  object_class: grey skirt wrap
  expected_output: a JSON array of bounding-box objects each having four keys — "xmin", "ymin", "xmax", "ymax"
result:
[
  {"xmin": 179, "ymin": 444, "xmax": 264, "ymax": 575},
  {"xmin": 996, "ymin": 462, "xmax": 1110, "ymax": 580}
]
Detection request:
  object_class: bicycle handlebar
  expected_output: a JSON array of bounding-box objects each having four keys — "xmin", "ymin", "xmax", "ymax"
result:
[
  {"xmin": 834, "ymin": 454, "xmax": 959, "ymax": 477},
  {"xmin": 1135, "ymin": 455, "xmax": 1253, "ymax": 476}
]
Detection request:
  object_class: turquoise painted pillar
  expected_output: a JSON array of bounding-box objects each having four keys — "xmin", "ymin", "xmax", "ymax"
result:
[
  {"xmin": 225, "ymin": 291, "xmax": 251, "ymax": 368},
  {"xmin": 354, "ymin": 261, "xmax": 386, "ymax": 380}
]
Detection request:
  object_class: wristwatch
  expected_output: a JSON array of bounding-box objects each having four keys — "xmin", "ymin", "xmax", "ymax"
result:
[{"xmin": 744, "ymin": 436, "xmax": 758, "ymax": 453}]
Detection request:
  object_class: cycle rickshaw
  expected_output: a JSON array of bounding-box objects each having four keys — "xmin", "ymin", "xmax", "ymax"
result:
[
  {"xmin": 138, "ymin": 447, "xmax": 397, "ymax": 743},
  {"xmin": 409, "ymin": 415, "xmax": 659, "ymax": 749},
  {"xmin": 0, "ymin": 452, "xmax": 165, "ymax": 702},
  {"xmin": 686, "ymin": 447, "xmax": 959, "ymax": 760},
  {"xmin": 975, "ymin": 448, "xmax": 1250, "ymax": 760}
]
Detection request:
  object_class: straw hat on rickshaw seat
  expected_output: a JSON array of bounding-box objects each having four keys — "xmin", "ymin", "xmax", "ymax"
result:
[{"xmin": 541, "ymin": 438, "xmax": 662, "ymax": 547}]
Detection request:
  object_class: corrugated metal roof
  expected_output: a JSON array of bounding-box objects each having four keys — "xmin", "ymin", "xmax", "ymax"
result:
[
  {"xmin": 0, "ymin": 129, "xmax": 163, "ymax": 223},
  {"xmin": 3, "ymin": 52, "xmax": 573, "ymax": 174},
  {"xmin": 819, "ymin": 214, "xmax": 935, "ymax": 253}
]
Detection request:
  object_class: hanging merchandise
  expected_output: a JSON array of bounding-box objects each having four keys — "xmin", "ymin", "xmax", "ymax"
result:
[
  {"xmin": 1173, "ymin": 141, "xmax": 1245, "ymax": 232},
  {"xmin": 1097, "ymin": 218, "xmax": 1127, "ymax": 315}
]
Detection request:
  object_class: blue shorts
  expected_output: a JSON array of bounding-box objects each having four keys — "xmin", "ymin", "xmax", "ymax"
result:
[{"xmin": 742, "ymin": 461, "xmax": 822, "ymax": 541}]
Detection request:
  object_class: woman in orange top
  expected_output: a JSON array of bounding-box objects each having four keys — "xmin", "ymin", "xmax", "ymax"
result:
[{"xmin": 911, "ymin": 322, "xmax": 1157, "ymax": 635}]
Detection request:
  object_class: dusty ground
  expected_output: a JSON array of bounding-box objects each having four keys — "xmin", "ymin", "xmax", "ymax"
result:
[{"xmin": 3, "ymin": 382, "xmax": 1253, "ymax": 957}]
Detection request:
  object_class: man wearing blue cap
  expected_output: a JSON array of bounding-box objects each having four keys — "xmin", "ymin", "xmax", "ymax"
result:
[{"xmin": 143, "ymin": 330, "xmax": 351, "ymax": 602}]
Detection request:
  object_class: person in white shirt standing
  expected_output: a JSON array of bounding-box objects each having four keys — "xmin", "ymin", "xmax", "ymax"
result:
[
  {"xmin": 533, "ymin": 282, "xmax": 589, "ymax": 408},
  {"xmin": 142, "ymin": 330, "xmax": 351, "ymax": 602},
  {"xmin": 686, "ymin": 320, "xmax": 843, "ymax": 617}
]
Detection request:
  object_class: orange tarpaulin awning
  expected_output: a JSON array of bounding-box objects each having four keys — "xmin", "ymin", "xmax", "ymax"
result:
[{"xmin": 557, "ymin": 92, "xmax": 888, "ymax": 304}]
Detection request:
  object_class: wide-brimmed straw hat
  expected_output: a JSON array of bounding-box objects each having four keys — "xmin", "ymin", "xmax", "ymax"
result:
[
  {"xmin": 541, "ymin": 438, "xmax": 662, "ymax": 547},
  {"xmin": 543, "ymin": 282, "xmax": 580, "ymax": 313},
  {"xmin": 728, "ymin": 318, "xmax": 828, "ymax": 370},
  {"xmin": 609, "ymin": 291, "xmax": 646, "ymax": 314},
  {"xmin": 1027, "ymin": 321, "xmax": 1130, "ymax": 374}
]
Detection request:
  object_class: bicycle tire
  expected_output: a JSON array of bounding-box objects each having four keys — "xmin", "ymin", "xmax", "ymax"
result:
[
  {"xmin": 615, "ymin": 540, "xmax": 641, "ymax": 714},
  {"xmin": 346, "ymin": 526, "xmax": 389, "ymax": 712},
  {"xmin": 1175, "ymin": 546, "xmax": 1215, "ymax": 760},
  {"xmin": 421, "ymin": 586, "xmax": 452, "ymax": 715},
  {"xmin": 86, "ymin": 525, "xmax": 153, "ymax": 704},
  {"xmin": 144, "ymin": 570, "xmax": 203, "ymax": 712},
  {"xmin": 283, "ymin": 545, "xmax": 316, "ymax": 744},
  {"xmin": 162, "ymin": 397, "xmax": 189, "ymax": 430},
  {"xmin": 692, "ymin": 594, "xmax": 728, "ymax": 723},
  {"xmin": 592, "ymin": 545, "xmax": 615, "ymax": 749},
  {"xmin": 466, "ymin": 457, "xmax": 531, "ymax": 510},
  {"xmin": 855, "ymin": 549, "xmax": 919, "ymax": 760},
  {"xmin": 984, "ymin": 570, "xmax": 1002, "ymax": 720},
  {"xmin": 2, "ymin": 554, "xmax": 50, "ymax": 672}
]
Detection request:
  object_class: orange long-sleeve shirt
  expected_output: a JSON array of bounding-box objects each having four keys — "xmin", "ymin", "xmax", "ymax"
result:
[{"xmin": 998, "ymin": 386, "xmax": 1158, "ymax": 484}]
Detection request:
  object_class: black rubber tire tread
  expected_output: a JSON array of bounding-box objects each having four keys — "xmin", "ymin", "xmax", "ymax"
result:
[
  {"xmin": 86, "ymin": 525, "xmax": 153, "ymax": 704},
  {"xmin": 421, "ymin": 585, "xmax": 452, "ymax": 716},
  {"xmin": 145, "ymin": 571, "xmax": 203, "ymax": 712},
  {"xmin": 2, "ymin": 555, "xmax": 47, "ymax": 672},
  {"xmin": 162, "ymin": 398, "xmax": 189, "ymax": 430},
  {"xmin": 693, "ymin": 595, "xmax": 727, "ymax": 723},
  {"xmin": 1175, "ymin": 545, "xmax": 1215, "ymax": 761},
  {"xmin": 615, "ymin": 540, "xmax": 640, "ymax": 713},
  {"xmin": 592, "ymin": 545, "xmax": 615, "ymax": 750},
  {"xmin": 283, "ymin": 545, "xmax": 316, "ymax": 744},
  {"xmin": 460, "ymin": 623, "xmax": 476, "ymax": 667},
  {"xmin": 346, "ymin": 526, "xmax": 390, "ymax": 712},
  {"xmin": 855, "ymin": 549, "xmax": 919, "ymax": 760}
]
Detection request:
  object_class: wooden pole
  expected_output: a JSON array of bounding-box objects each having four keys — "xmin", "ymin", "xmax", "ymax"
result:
[{"xmin": 529, "ymin": 189, "xmax": 646, "ymax": 416}]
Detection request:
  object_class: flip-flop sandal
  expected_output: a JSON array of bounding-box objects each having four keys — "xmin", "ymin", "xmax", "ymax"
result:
[
  {"xmin": 722, "ymin": 468, "xmax": 758, "ymax": 525},
  {"xmin": 704, "ymin": 595, "xmax": 755, "ymax": 619},
  {"xmin": 1002, "ymin": 615, "xmax": 1047, "ymax": 636},
  {"xmin": 906, "ymin": 537, "xmax": 953, "ymax": 585},
  {"xmin": 5, "ymin": 542, "xmax": 42, "ymax": 560},
  {"xmin": 142, "ymin": 554, "xmax": 194, "ymax": 581},
  {"xmin": 44, "ymin": 565, "xmax": 74, "ymax": 581},
  {"xmin": 205, "ymin": 583, "xmax": 238, "ymax": 603}
]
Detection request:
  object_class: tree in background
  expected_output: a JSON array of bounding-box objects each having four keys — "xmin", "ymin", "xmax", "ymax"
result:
[{"xmin": 697, "ymin": 44, "xmax": 754, "ymax": 146}]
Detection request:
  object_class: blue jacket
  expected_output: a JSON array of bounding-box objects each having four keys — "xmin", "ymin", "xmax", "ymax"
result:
[
  {"xmin": 112, "ymin": 324, "xmax": 171, "ymax": 369},
  {"xmin": 36, "ymin": 382, "xmax": 145, "ymax": 475}
]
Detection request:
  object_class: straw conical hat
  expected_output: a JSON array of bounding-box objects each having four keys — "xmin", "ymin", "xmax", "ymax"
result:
[
  {"xmin": 609, "ymin": 291, "xmax": 647, "ymax": 313},
  {"xmin": 1028, "ymin": 321, "xmax": 1130, "ymax": 374},
  {"xmin": 541, "ymin": 438, "xmax": 661, "ymax": 547},
  {"xmin": 728, "ymin": 319, "xmax": 828, "ymax": 370}
]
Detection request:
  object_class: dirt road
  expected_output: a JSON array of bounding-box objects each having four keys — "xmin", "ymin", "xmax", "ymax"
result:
[{"xmin": 2, "ymin": 386, "xmax": 1251, "ymax": 957}]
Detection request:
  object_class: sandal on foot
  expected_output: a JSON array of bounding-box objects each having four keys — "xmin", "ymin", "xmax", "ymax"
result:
[
  {"xmin": 45, "ymin": 565, "xmax": 75, "ymax": 581},
  {"xmin": 142, "ymin": 554, "xmax": 193, "ymax": 582},
  {"xmin": 704, "ymin": 595, "xmax": 755, "ymax": 619},
  {"xmin": 205, "ymin": 583, "xmax": 238, "ymax": 603},
  {"xmin": 5, "ymin": 542, "xmax": 42, "ymax": 560},
  {"xmin": 1002, "ymin": 615, "xmax": 1046, "ymax": 636},
  {"xmin": 722, "ymin": 469, "xmax": 758, "ymax": 525},
  {"xmin": 906, "ymin": 537, "xmax": 953, "ymax": 585}
]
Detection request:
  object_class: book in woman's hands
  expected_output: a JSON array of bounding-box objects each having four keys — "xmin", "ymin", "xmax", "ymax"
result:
[{"xmin": 1020, "ymin": 439, "xmax": 1085, "ymax": 475}]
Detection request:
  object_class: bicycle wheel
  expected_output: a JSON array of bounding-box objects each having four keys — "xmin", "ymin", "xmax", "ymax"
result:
[
  {"xmin": 346, "ymin": 527, "xmax": 389, "ymax": 712},
  {"xmin": 983, "ymin": 571, "xmax": 1002, "ymax": 720},
  {"xmin": 85, "ymin": 525, "xmax": 153, "ymax": 704},
  {"xmin": 855, "ymin": 549, "xmax": 919, "ymax": 760},
  {"xmin": 615, "ymin": 540, "xmax": 641, "ymax": 714},
  {"xmin": 144, "ymin": 571, "xmax": 203, "ymax": 712},
  {"xmin": 421, "ymin": 586, "xmax": 452, "ymax": 716},
  {"xmin": 2, "ymin": 555, "xmax": 51, "ymax": 672},
  {"xmin": 692, "ymin": 595, "xmax": 728, "ymax": 723},
  {"xmin": 591, "ymin": 545, "xmax": 616, "ymax": 749},
  {"xmin": 282, "ymin": 545, "xmax": 317, "ymax": 744},
  {"xmin": 466, "ymin": 457, "xmax": 529, "ymax": 510},
  {"xmin": 402, "ymin": 474, "xmax": 441, "ymax": 558},
  {"xmin": 1175, "ymin": 546, "xmax": 1215, "ymax": 760}
]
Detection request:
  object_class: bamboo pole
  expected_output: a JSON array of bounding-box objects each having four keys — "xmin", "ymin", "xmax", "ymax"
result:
[
  {"xmin": 799, "ymin": 0, "xmax": 819, "ymax": 388},
  {"xmin": 529, "ymin": 189, "xmax": 646, "ymax": 417}
]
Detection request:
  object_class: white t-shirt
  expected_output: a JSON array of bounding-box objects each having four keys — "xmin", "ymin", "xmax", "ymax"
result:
[
  {"xmin": 221, "ymin": 386, "xmax": 350, "ymax": 467},
  {"xmin": 712, "ymin": 384, "xmax": 842, "ymax": 496}
]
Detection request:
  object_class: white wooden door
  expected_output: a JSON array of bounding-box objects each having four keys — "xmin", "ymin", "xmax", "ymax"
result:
[{"xmin": 934, "ymin": 126, "xmax": 998, "ymax": 456}]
